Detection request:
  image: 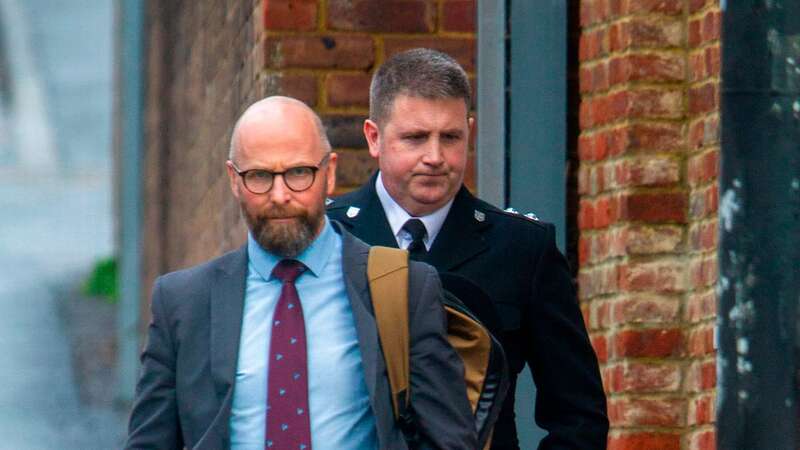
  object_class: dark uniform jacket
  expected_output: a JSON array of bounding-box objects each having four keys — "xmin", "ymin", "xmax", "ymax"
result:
[{"xmin": 327, "ymin": 174, "xmax": 609, "ymax": 450}]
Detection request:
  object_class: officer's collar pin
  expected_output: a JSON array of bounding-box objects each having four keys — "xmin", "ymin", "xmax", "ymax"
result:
[
  {"xmin": 325, "ymin": 198, "xmax": 334, "ymax": 206},
  {"xmin": 474, "ymin": 210, "xmax": 486, "ymax": 222},
  {"xmin": 346, "ymin": 206, "xmax": 360, "ymax": 218}
]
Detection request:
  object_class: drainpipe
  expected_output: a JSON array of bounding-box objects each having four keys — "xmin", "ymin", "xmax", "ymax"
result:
[
  {"xmin": 116, "ymin": 0, "xmax": 146, "ymax": 406},
  {"xmin": 717, "ymin": 1, "xmax": 800, "ymax": 449}
]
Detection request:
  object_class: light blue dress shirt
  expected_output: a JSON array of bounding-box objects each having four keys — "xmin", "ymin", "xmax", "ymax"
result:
[{"xmin": 230, "ymin": 218, "xmax": 378, "ymax": 450}]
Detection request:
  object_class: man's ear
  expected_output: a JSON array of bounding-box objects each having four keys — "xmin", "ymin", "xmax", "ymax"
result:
[
  {"xmin": 364, "ymin": 119, "xmax": 381, "ymax": 159},
  {"xmin": 225, "ymin": 161, "xmax": 241, "ymax": 200},
  {"xmin": 325, "ymin": 152, "xmax": 338, "ymax": 196}
]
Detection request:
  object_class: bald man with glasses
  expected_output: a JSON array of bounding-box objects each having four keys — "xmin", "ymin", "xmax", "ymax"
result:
[{"xmin": 125, "ymin": 96, "xmax": 477, "ymax": 450}]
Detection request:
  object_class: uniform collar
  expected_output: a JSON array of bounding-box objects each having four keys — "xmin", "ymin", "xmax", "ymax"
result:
[
  {"xmin": 247, "ymin": 216, "xmax": 336, "ymax": 281},
  {"xmin": 374, "ymin": 172, "xmax": 454, "ymax": 247}
]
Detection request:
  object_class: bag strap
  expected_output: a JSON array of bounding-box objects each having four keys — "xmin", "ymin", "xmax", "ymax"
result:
[{"xmin": 367, "ymin": 246, "xmax": 410, "ymax": 421}]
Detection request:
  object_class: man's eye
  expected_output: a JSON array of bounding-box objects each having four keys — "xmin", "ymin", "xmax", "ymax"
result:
[
  {"xmin": 286, "ymin": 167, "xmax": 311, "ymax": 177},
  {"xmin": 248, "ymin": 170, "xmax": 272, "ymax": 181},
  {"xmin": 442, "ymin": 133, "xmax": 461, "ymax": 142},
  {"xmin": 404, "ymin": 134, "xmax": 427, "ymax": 142}
]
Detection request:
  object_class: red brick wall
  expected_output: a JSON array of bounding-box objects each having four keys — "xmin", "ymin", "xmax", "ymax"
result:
[
  {"xmin": 141, "ymin": 1, "xmax": 476, "ymax": 309},
  {"xmin": 577, "ymin": 0, "xmax": 721, "ymax": 449},
  {"xmin": 261, "ymin": 0, "xmax": 477, "ymax": 192}
]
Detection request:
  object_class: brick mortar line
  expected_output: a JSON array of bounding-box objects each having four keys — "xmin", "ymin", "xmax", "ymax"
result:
[
  {"xmin": 687, "ymin": 41, "xmax": 722, "ymax": 52},
  {"xmin": 579, "ymin": 47, "xmax": 698, "ymax": 65},
  {"xmin": 585, "ymin": 295, "xmax": 686, "ymax": 308},
  {"xmin": 578, "ymin": 185, "xmax": 690, "ymax": 199},
  {"xmin": 607, "ymin": 393, "xmax": 697, "ymax": 400},
  {"xmin": 317, "ymin": 104, "xmax": 371, "ymax": 115},
  {"xmin": 579, "ymin": 220, "xmax": 686, "ymax": 230},
  {"xmin": 602, "ymin": 354, "xmax": 695, "ymax": 364},
  {"xmin": 580, "ymin": 155, "xmax": 682, "ymax": 168},
  {"xmin": 687, "ymin": 6, "xmax": 722, "ymax": 20},
  {"xmin": 578, "ymin": 240, "xmax": 688, "ymax": 257},
  {"xmin": 580, "ymin": 12, "xmax": 690, "ymax": 33},
  {"xmin": 687, "ymin": 180, "xmax": 721, "ymax": 191},
  {"xmin": 584, "ymin": 294, "xmax": 690, "ymax": 306},
  {"xmin": 686, "ymin": 78, "xmax": 721, "ymax": 87},
  {"xmin": 579, "ymin": 86, "xmax": 690, "ymax": 101},
  {"xmin": 608, "ymin": 429, "xmax": 686, "ymax": 436},
  {"xmin": 374, "ymin": 36, "xmax": 387, "ymax": 70},
  {"xmin": 684, "ymin": 320, "xmax": 717, "ymax": 330},
  {"xmin": 264, "ymin": 29, "xmax": 475, "ymax": 39},
  {"xmin": 686, "ymin": 248, "xmax": 720, "ymax": 258},
  {"xmin": 265, "ymin": 68, "xmax": 372, "ymax": 76},
  {"xmin": 687, "ymin": 111, "xmax": 720, "ymax": 122},
  {"xmin": 580, "ymin": 46, "xmax": 695, "ymax": 64},
  {"xmin": 579, "ymin": 152, "xmax": 688, "ymax": 167},
  {"xmin": 319, "ymin": 0, "xmax": 329, "ymax": 32},
  {"xmin": 579, "ymin": 120, "xmax": 690, "ymax": 136}
]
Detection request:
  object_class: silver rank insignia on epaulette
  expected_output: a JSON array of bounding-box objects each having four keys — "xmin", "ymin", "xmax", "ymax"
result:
[
  {"xmin": 346, "ymin": 206, "xmax": 360, "ymax": 218},
  {"xmin": 325, "ymin": 198, "xmax": 334, "ymax": 206},
  {"xmin": 505, "ymin": 207, "xmax": 540, "ymax": 221},
  {"xmin": 474, "ymin": 210, "xmax": 486, "ymax": 222}
]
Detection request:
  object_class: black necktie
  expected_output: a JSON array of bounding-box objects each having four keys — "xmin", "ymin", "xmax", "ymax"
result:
[{"xmin": 402, "ymin": 219, "xmax": 428, "ymax": 260}]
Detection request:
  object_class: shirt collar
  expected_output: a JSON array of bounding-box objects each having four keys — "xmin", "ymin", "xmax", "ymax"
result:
[
  {"xmin": 247, "ymin": 216, "xmax": 336, "ymax": 282},
  {"xmin": 375, "ymin": 172, "xmax": 453, "ymax": 245}
]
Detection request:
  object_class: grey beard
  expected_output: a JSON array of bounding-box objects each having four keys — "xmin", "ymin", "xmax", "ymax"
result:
[{"xmin": 245, "ymin": 209, "xmax": 320, "ymax": 258}]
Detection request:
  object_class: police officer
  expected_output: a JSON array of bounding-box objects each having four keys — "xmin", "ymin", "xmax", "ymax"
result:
[{"xmin": 327, "ymin": 48, "xmax": 608, "ymax": 450}]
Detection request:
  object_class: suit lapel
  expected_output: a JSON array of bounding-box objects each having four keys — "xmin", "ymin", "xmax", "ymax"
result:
[
  {"xmin": 209, "ymin": 246, "xmax": 248, "ymax": 401},
  {"xmin": 426, "ymin": 187, "xmax": 491, "ymax": 271},
  {"xmin": 336, "ymin": 225, "xmax": 382, "ymax": 417},
  {"xmin": 336, "ymin": 175, "xmax": 398, "ymax": 248}
]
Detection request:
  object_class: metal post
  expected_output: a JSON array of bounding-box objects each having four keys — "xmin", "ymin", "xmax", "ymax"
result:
[
  {"xmin": 477, "ymin": 0, "xmax": 507, "ymax": 208},
  {"xmin": 717, "ymin": 1, "xmax": 800, "ymax": 448},
  {"xmin": 507, "ymin": 0, "xmax": 568, "ymax": 252},
  {"xmin": 116, "ymin": 0, "xmax": 146, "ymax": 406}
]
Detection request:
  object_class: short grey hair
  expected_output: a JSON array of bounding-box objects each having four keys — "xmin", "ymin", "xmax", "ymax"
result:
[{"xmin": 369, "ymin": 48, "xmax": 471, "ymax": 126}]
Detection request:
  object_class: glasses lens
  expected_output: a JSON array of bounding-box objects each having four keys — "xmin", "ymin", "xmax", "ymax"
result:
[
  {"xmin": 244, "ymin": 170, "xmax": 273, "ymax": 193},
  {"xmin": 284, "ymin": 167, "xmax": 315, "ymax": 191}
]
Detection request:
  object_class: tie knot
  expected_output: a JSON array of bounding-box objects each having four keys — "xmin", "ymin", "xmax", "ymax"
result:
[
  {"xmin": 402, "ymin": 218, "xmax": 427, "ymax": 242},
  {"xmin": 271, "ymin": 259, "xmax": 306, "ymax": 283}
]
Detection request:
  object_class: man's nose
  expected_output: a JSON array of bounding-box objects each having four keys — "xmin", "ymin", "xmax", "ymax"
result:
[
  {"xmin": 422, "ymin": 138, "xmax": 444, "ymax": 165},
  {"xmin": 269, "ymin": 175, "xmax": 292, "ymax": 204}
]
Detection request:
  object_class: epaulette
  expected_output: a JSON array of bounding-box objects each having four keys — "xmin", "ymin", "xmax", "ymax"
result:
[{"xmin": 494, "ymin": 206, "xmax": 542, "ymax": 224}]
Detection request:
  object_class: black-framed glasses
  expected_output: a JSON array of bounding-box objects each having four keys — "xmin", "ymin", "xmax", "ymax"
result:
[{"xmin": 229, "ymin": 154, "xmax": 330, "ymax": 194}]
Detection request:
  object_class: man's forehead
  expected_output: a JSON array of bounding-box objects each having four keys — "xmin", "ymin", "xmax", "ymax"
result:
[
  {"xmin": 239, "ymin": 108, "xmax": 318, "ymax": 142},
  {"xmin": 383, "ymin": 95, "xmax": 469, "ymax": 129},
  {"xmin": 236, "ymin": 120, "xmax": 323, "ymax": 163}
]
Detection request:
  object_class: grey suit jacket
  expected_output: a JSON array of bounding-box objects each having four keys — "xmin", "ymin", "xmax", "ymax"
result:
[{"xmin": 126, "ymin": 225, "xmax": 477, "ymax": 450}]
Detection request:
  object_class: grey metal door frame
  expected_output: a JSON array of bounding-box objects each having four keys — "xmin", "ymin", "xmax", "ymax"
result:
[{"xmin": 477, "ymin": 1, "xmax": 568, "ymax": 448}]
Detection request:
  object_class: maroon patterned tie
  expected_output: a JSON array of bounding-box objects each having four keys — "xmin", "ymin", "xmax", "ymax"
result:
[{"xmin": 266, "ymin": 259, "xmax": 311, "ymax": 450}]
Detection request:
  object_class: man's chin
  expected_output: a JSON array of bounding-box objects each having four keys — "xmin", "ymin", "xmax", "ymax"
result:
[
  {"xmin": 408, "ymin": 189, "xmax": 454, "ymax": 211},
  {"xmin": 412, "ymin": 179, "xmax": 458, "ymax": 197}
]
